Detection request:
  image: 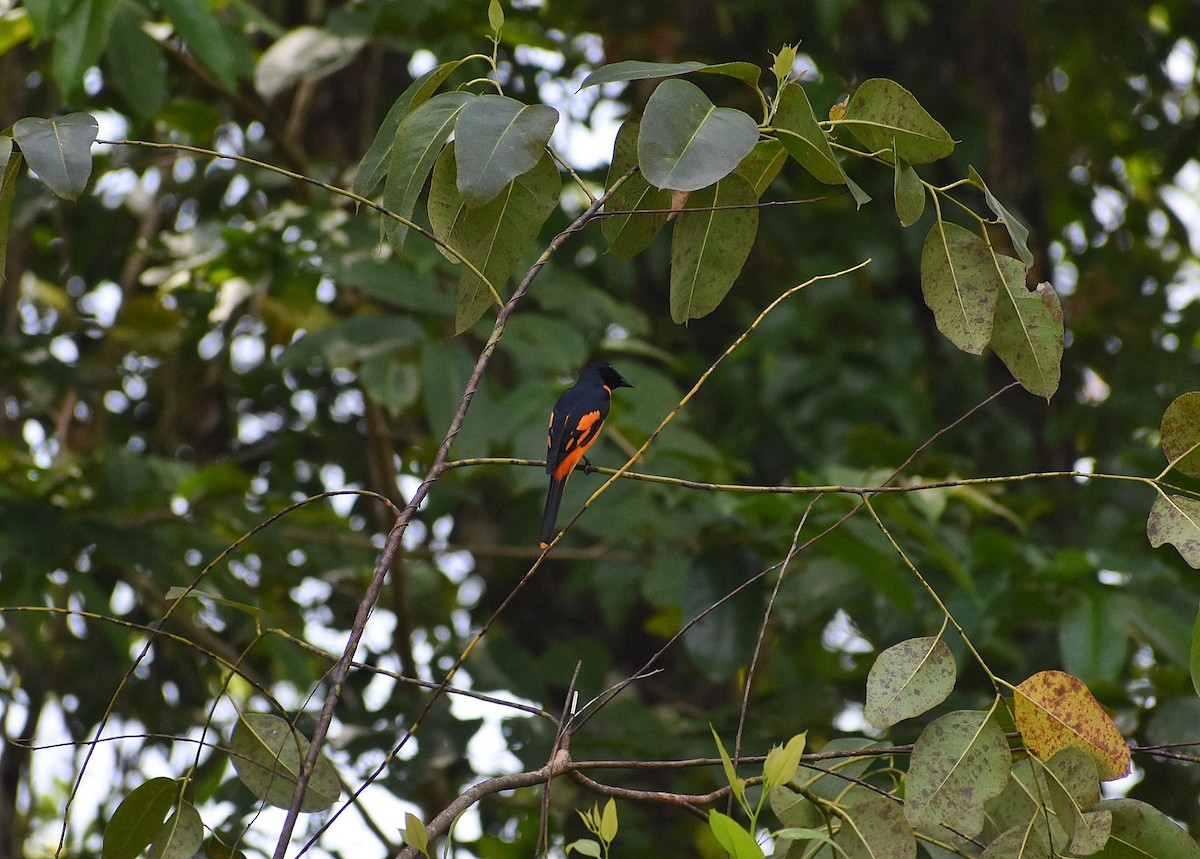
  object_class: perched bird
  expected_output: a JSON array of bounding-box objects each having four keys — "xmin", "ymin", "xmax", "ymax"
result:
[{"xmin": 539, "ymin": 362, "xmax": 633, "ymax": 548}]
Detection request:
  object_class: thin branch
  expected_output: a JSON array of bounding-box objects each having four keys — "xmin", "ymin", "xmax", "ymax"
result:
[{"xmin": 283, "ymin": 169, "xmax": 637, "ymax": 859}]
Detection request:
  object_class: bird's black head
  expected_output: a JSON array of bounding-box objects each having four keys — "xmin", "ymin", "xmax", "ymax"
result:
[{"xmin": 590, "ymin": 362, "xmax": 633, "ymax": 390}]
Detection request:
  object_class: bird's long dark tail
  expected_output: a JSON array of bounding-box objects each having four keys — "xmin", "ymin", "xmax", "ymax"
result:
[{"xmin": 539, "ymin": 476, "xmax": 568, "ymax": 548}]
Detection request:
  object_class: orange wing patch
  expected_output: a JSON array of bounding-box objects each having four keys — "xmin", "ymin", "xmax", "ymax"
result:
[{"xmin": 551, "ymin": 409, "xmax": 604, "ymax": 480}]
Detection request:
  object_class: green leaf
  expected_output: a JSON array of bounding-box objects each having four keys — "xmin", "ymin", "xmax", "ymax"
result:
[
  {"xmin": 277, "ymin": 315, "xmax": 422, "ymax": 368},
  {"xmin": 160, "ymin": 0, "xmax": 239, "ymax": 91},
  {"xmin": 429, "ymin": 146, "xmax": 559, "ymax": 333},
  {"xmin": 991, "ymin": 279, "xmax": 1063, "ymax": 400},
  {"xmin": 1160, "ymin": 392, "xmax": 1200, "ymax": 478},
  {"xmin": 13, "ymin": 113, "xmax": 98, "ymax": 201},
  {"xmin": 894, "ymin": 148, "xmax": 925, "ymax": 227},
  {"xmin": 864, "ymin": 635, "xmax": 956, "ymax": 729},
  {"xmin": 670, "ymin": 173, "xmax": 758, "ymax": 323},
  {"xmin": 734, "ymin": 139, "xmax": 786, "ymax": 197},
  {"xmin": 454, "ymin": 95, "xmax": 558, "ymax": 206},
  {"xmin": 980, "ymin": 815, "xmax": 1066, "ymax": 859},
  {"xmin": 147, "ymin": 802, "xmax": 203, "ymax": 859},
  {"xmin": 103, "ymin": 778, "xmax": 177, "ymax": 859},
  {"xmin": 565, "ymin": 839, "xmax": 602, "ymax": 857},
  {"xmin": 163, "ymin": 586, "xmax": 263, "ymax": 618},
  {"xmin": 710, "ymin": 725, "xmax": 748, "ymax": 812},
  {"xmin": 1192, "ymin": 601, "xmax": 1200, "ymax": 698},
  {"xmin": 801, "ymin": 738, "xmax": 879, "ymax": 801},
  {"xmin": 708, "ymin": 810, "xmax": 765, "ymax": 859},
  {"xmin": 359, "ymin": 355, "xmax": 420, "ymax": 417},
  {"xmin": 697, "ymin": 61, "xmax": 762, "ymax": 89},
  {"xmin": 581, "ymin": 59, "xmax": 762, "ymax": 90},
  {"xmin": 918, "ymin": 222, "xmax": 1004, "ymax": 354},
  {"xmin": 107, "ymin": 0, "xmax": 168, "ymax": 121},
  {"xmin": 842, "ymin": 78, "xmax": 955, "ymax": 163},
  {"xmin": 1147, "ymin": 493, "xmax": 1200, "ymax": 569},
  {"xmin": 254, "ymin": 26, "xmax": 365, "ymax": 100},
  {"xmin": 580, "ymin": 59, "xmax": 707, "ymax": 88},
  {"xmin": 763, "ymin": 732, "xmax": 807, "ymax": 791},
  {"xmin": 381, "ymin": 91, "xmax": 473, "ymax": 252},
  {"xmin": 229, "ymin": 713, "xmax": 340, "ymax": 813},
  {"xmin": 402, "ymin": 812, "xmax": 429, "ymax": 858},
  {"xmin": 52, "ymin": 0, "xmax": 117, "ymax": 101},
  {"xmin": 1091, "ymin": 799, "xmax": 1200, "ymax": 858},
  {"xmin": 1043, "ymin": 748, "xmax": 1107, "ymax": 851},
  {"xmin": 770, "ymin": 787, "xmax": 823, "ymax": 829},
  {"xmin": 834, "ymin": 794, "xmax": 917, "ymax": 859},
  {"xmin": 602, "ymin": 117, "xmax": 671, "ymax": 260},
  {"xmin": 969, "ymin": 166, "xmax": 1033, "ymax": 270},
  {"xmin": 639, "ymin": 79, "xmax": 759, "ymax": 192},
  {"xmin": 903, "ymin": 709, "xmax": 1010, "ymax": 838},
  {"xmin": 774, "ymin": 828, "xmax": 841, "ymax": 856},
  {"xmin": 599, "ymin": 798, "xmax": 618, "ymax": 844},
  {"xmin": 773, "ymin": 83, "xmax": 844, "ymax": 185},
  {"xmin": 487, "ymin": 0, "xmax": 503, "ymax": 32},
  {"xmin": 353, "ymin": 60, "xmax": 466, "ymax": 197},
  {"xmin": 0, "ymin": 141, "xmax": 22, "ymax": 284}
]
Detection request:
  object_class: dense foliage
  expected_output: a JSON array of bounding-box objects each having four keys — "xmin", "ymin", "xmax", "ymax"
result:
[{"xmin": 2, "ymin": 1, "xmax": 1200, "ymax": 858}]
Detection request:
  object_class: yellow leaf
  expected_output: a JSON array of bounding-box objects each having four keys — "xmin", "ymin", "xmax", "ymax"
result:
[{"xmin": 1014, "ymin": 670, "xmax": 1130, "ymax": 781}]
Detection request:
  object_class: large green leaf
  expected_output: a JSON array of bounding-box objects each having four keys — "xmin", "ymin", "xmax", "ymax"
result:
[
  {"xmin": 1147, "ymin": 493, "xmax": 1200, "ymax": 569},
  {"xmin": 903, "ymin": 709, "xmax": 1009, "ymax": 837},
  {"xmin": 147, "ymin": 803, "xmax": 203, "ymax": 859},
  {"xmin": 601, "ymin": 117, "xmax": 671, "ymax": 260},
  {"xmin": 733, "ymin": 139, "xmax": 786, "ymax": 197},
  {"xmin": 13, "ymin": 113, "xmax": 98, "ymax": 201},
  {"xmin": 864, "ymin": 635, "xmax": 956, "ymax": 729},
  {"xmin": 579, "ymin": 59, "xmax": 708, "ymax": 88},
  {"xmin": 229, "ymin": 713, "xmax": 340, "ymax": 813},
  {"xmin": 919, "ymin": 222, "xmax": 1005, "ymax": 354},
  {"xmin": 580, "ymin": 59, "xmax": 761, "ymax": 90},
  {"xmin": 669, "ymin": 173, "xmax": 758, "ymax": 323},
  {"xmin": 453, "ymin": 95, "xmax": 559, "ymax": 206},
  {"xmin": 991, "ymin": 279, "xmax": 1063, "ymax": 400},
  {"xmin": 253, "ymin": 26, "xmax": 366, "ymax": 100},
  {"xmin": 843, "ymin": 78, "xmax": 955, "ymax": 164},
  {"xmin": 773, "ymin": 83, "xmax": 843, "ymax": 185},
  {"xmin": 353, "ymin": 60, "xmax": 466, "ymax": 197},
  {"xmin": 981, "ymin": 815, "xmax": 1066, "ymax": 859},
  {"xmin": 160, "ymin": 0, "xmax": 239, "ymax": 91},
  {"xmin": 381, "ymin": 91, "xmax": 473, "ymax": 252},
  {"xmin": 429, "ymin": 145, "xmax": 560, "ymax": 332},
  {"xmin": 639, "ymin": 79, "xmax": 759, "ymax": 192},
  {"xmin": 1160, "ymin": 392, "xmax": 1200, "ymax": 478},
  {"xmin": 103, "ymin": 778, "xmax": 177, "ymax": 859},
  {"xmin": 1043, "ymin": 749, "xmax": 1108, "ymax": 852},
  {"xmin": 1091, "ymin": 799, "xmax": 1200, "ymax": 858},
  {"xmin": 834, "ymin": 794, "xmax": 917, "ymax": 859}
]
